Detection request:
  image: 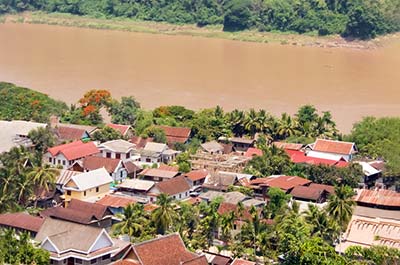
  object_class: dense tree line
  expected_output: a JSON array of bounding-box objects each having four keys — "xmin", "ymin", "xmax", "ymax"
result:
[
  {"xmin": 1, "ymin": 0, "xmax": 399, "ymax": 39},
  {"xmin": 0, "ymin": 82, "xmax": 67, "ymax": 123}
]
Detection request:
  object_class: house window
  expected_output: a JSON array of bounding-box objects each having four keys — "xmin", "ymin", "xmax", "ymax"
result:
[
  {"xmin": 48, "ymin": 157, "xmax": 52, "ymax": 163},
  {"xmin": 96, "ymin": 187, "xmax": 99, "ymax": 193},
  {"xmin": 179, "ymin": 194, "xmax": 181, "ymax": 199},
  {"xmin": 66, "ymin": 190, "xmax": 71, "ymax": 196},
  {"xmin": 146, "ymin": 158, "xmax": 151, "ymax": 163},
  {"xmin": 84, "ymin": 191, "xmax": 87, "ymax": 196},
  {"xmin": 62, "ymin": 160, "xmax": 66, "ymax": 166},
  {"xmin": 116, "ymin": 153, "xmax": 121, "ymax": 159},
  {"xmin": 126, "ymin": 152, "xmax": 130, "ymax": 159},
  {"xmin": 90, "ymin": 258, "xmax": 97, "ymax": 264},
  {"xmin": 102, "ymin": 254, "xmax": 111, "ymax": 260},
  {"xmin": 57, "ymin": 160, "xmax": 61, "ymax": 164},
  {"xmin": 106, "ymin": 152, "xmax": 111, "ymax": 158},
  {"xmin": 75, "ymin": 259, "xmax": 83, "ymax": 264}
]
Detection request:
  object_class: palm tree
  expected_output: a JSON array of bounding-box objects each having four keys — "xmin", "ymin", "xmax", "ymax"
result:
[
  {"xmin": 227, "ymin": 109, "xmax": 245, "ymax": 137},
  {"xmin": 244, "ymin": 109, "xmax": 261, "ymax": 137},
  {"xmin": 27, "ymin": 163, "xmax": 58, "ymax": 192},
  {"xmin": 152, "ymin": 193, "xmax": 177, "ymax": 235},
  {"xmin": 220, "ymin": 211, "xmax": 235, "ymax": 244},
  {"xmin": 303, "ymin": 204, "xmax": 339, "ymax": 244},
  {"xmin": 113, "ymin": 203, "xmax": 146, "ymax": 242},
  {"xmin": 277, "ymin": 113, "xmax": 299, "ymax": 139},
  {"xmin": 326, "ymin": 185, "xmax": 355, "ymax": 229}
]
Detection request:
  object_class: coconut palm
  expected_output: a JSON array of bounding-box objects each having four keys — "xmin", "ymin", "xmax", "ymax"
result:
[
  {"xmin": 303, "ymin": 204, "xmax": 339, "ymax": 244},
  {"xmin": 113, "ymin": 203, "xmax": 146, "ymax": 242},
  {"xmin": 220, "ymin": 211, "xmax": 235, "ymax": 244},
  {"xmin": 27, "ymin": 163, "xmax": 58, "ymax": 192},
  {"xmin": 227, "ymin": 109, "xmax": 246, "ymax": 137},
  {"xmin": 152, "ymin": 193, "xmax": 177, "ymax": 235},
  {"xmin": 326, "ymin": 185, "xmax": 356, "ymax": 229},
  {"xmin": 244, "ymin": 109, "xmax": 261, "ymax": 137},
  {"xmin": 277, "ymin": 113, "xmax": 299, "ymax": 139}
]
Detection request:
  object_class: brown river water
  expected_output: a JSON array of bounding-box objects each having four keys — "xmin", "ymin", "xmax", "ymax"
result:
[{"xmin": 0, "ymin": 23, "xmax": 399, "ymax": 132}]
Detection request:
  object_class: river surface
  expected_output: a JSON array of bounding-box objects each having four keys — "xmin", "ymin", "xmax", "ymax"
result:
[{"xmin": 0, "ymin": 23, "xmax": 399, "ymax": 132}]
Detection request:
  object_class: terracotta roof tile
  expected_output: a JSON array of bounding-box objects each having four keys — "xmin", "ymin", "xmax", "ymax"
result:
[
  {"xmin": 244, "ymin": 147, "xmax": 263, "ymax": 157},
  {"xmin": 290, "ymin": 185, "xmax": 324, "ymax": 201},
  {"xmin": 158, "ymin": 126, "xmax": 191, "ymax": 144},
  {"xmin": 355, "ymin": 189, "xmax": 400, "ymax": 208},
  {"xmin": 259, "ymin": 175, "xmax": 311, "ymax": 191},
  {"xmin": 313, "ymin": 139, "xmax": 355, "ymax": 155},
  {"xmin": 130, "ymin": 136, "xmax": 153, "ymax": 149},
  {"xmin": 113, "ymin": 260, "xmax": 140, "ymax": 265},
  {"xmin": 123, "ymin": 161, "xmax": 142, "ymax": 174},
  {"xmin": 156, "ymin": 176, "xmax": 191, "ymax": 196},
  {"xmin": 133, "ymin": 233, "xmax": 197, "ymax": 265},
  {"xmin": 309, "ymin": 183, "xmax": 335, "ymax": 194},
  {"xmin": 0, "ymin": 213, "xmax": 44, "ymax": 233},
  {"xmin": 158, "ymin": 164, "xmax": 179, "ymax": 172},
  {"xmin": 181, "ymin": 256, "xmax": 208, "ymax": 265},
  {"xmin": 211, "ymin": 255, "xmax": 231, "ymax": 265},
  {"xmin": 107, "ymin": 123, "xmax": 131, "ymax": 136},
  {"xmin": 56, "ymin": 126, "xmax": 87, "ymax": 141},
  {"xmin": 141, "ymin": 168, "xmax": 179, "ymax": 179},
  {"xmin": 97, "ymin": 195, "xmax": 137, "ymax": 208},
  {"xmin": 285, "ymin": 149, "xmax": 349, "ymax": 168},
  {"xmin": 48, "ymin": 141, "xmax": 99, "ymax": 160},
  {"xmin": 231, "ymin": 259, "xmax": 256, "ymax": 265},
  {"xmin": 185, "ymin": 169, "xmax": 209, "ymax": 181},
  {"xmin": 83, "ymin": 156, "xmax": 121, "ymax": 173}
]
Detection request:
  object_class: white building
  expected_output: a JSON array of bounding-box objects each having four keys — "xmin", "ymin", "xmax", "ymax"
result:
[
  {"xmin": 306, "ymin": 139, "xmax": 357, "ymax": 162},
  {"xmin": 99, "ymin": 139, "xmax": 136, "ymax": 160}
]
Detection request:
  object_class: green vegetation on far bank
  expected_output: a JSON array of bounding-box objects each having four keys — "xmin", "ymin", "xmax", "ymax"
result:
[{"xmin": 1, "ymin": 0, "xmax": 399, "ymax": 40}]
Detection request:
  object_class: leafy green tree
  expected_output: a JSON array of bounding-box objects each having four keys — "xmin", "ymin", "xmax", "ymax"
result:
[
  {"xmin": 266, "ymin": 187, "xmax": 291, "ymax": 218},
  {"xmin": 92, "ymin": 126, "xmax": 123, "ymax": 143},
  {"xmin": 223, "ymin": 0, "xmax": 253, "ymax": 31},
  {"xmin": 108, "ymin": 96, "xmax": 141, "ymax": 126},
  {"xmin": 28, "ymin": 126, "xmax": 56, "ymax": 154},
  {"xmin": 142, "ymin": 126, "xmax": 167, "ymax": 144}
]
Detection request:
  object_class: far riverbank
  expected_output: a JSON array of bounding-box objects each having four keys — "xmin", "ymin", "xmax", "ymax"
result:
[{"xmin": 2, "ymin": 12, "xmax": 399, "ymax": 50}]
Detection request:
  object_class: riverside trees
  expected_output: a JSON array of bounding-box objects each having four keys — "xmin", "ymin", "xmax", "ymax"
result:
[{"xmin": 1, "ymin": 0, "xmax": 399, "ymax": 39}]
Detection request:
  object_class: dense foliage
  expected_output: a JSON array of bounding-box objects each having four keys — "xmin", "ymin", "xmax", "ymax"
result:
[
  {"xmin": 1, "ymin": 0, "xmax": 399, "ymax": 39},
  {"xmin": 0, "ymin": 82, "xmax": 67, "ymax": 123},
  {"xmin": 347, "ymin": 117, "xmax": 400, "ymax": 176},
  {"xmin": 0, "ymin": 229, "xmax": 49, "ymax": 264}
]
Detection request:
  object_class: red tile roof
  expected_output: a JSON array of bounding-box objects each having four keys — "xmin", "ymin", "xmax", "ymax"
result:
[
  {"xmin": 185, "ymin": 169, "xmax": 209, "ymax": 182},
  {"xmin": 144, "ymin": 204, "xmax": 159, "ymax": 212},
  {"xmin": 97, "ymin": 195, "xmax": 137, "ymax": 208},
  {"xmin": 83, "ymin": 156, "xmax": 121, "ymax": 173},
  {"xmin": 211, "ymin": 255, "xmax": 231, "ymax": 265},
  {"xmin": 290, "ymin": 185, "xmax": 325, "ymax": 201},
  {"xmin": 132, "ymin": 233, "xmax": 198, "ymax": 265},
  {"xmin": 141, "ymin": 168, "xmax": 180, "ymax": 179},
  {"xmin": 355, "ymin": 189, "xmax": 400, "ymax": 208},
  {"xmin": 231, "ymin": 259, "xmax": 256, "ymax": 265},
  {"xmin": 113, "ymin": 260, "xmax": 140, "ymax": 265},
  {"xmin": 107, "ymin": 123, "xmax": 131, "ymax": 136},
  {"xmin": 155, "ymin": 176, "xmax": 191, "ymax": 196},
  {"xmin": 158, "ymin": 164, "xmax": 179, "ymax": 172},
  {"xmin": 259, "ymin": 175, "xmax": 311, "ymax": 191},
  {"xmin": 158, "ymin": 125, "xmax": 191, "ymax": 144},
  {"xmin": 313, "ymin": 139, "xmax": 355, "ymax": 155},
  {"xmin": 48, "ymin": 141, "xmax": 99, "ymax": 161},
  {"xmin": 286, "ymin": 150, "xmax": 349, "ymax": 168},
  {"xmin": 244, "ymin": 147, "xmax": 263, "ymax": 157},
  {"xmin": 0, "ymin": 213, "xmax": 44, "ymax": 233},
  {"xmin": 273, "ymin": 142, "xmax": 303, "ymax": 150}
]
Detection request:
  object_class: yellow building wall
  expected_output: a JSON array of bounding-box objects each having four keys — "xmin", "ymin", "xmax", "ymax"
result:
[{"xmin": 65, "ymin": 183, "xmax": 110, "ymax": 204}]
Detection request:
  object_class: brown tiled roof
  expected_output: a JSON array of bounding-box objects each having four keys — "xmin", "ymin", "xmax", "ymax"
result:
[
  {"xmin": 273, "ymin": 142, "xmax": 303, "ymax": 151},
  {"xmin": 355, "ymin": 189, "xmax": 400, "ymax": 208},
  {"xmin": 309, "ymin": 183, "xmax": 335, "ymax": 194},
  {"xmin": 113, "ymin": 260, "xmax": 140, "ymax": 265},
  {"xmin": 97, "ymin": 195, "xmax": 137, "ymax": 208},
  {"xmin": 141, "ymin": 168, "xmax": 179, "ymax": 179},
  {"xmin": 158, "ymin": 126, "xmax": 191, "ymax": 144},
  {"xmin": 313, "ymin": 139, "xmax": 355, "ymax": 155},
  {"xmin": 132, "ymin": 233, "xmax": 198, "ymax": 265},
  {"xmin": 158, "ymin": 164, "xmax": 179, "ymax": 172},
  {"xmin": 56, "ymin": 126, "xmax": 87, "ymax": 141},
  {"xmin": 0, "ymin": 213, "xmax": 44, "ymax": 233},
  {"xmin": 181, "ymin": 256, "xmax": 208, "ymax": 265},
  {"xmin": 144, "ymin": 204, "xmax": 159, "ymax": 212},
  {"xmin": 40, "ymin": 199, "xmax": 111, "ymax": 224},
  {"xmin": 130, "ymin": 136, "xmax": 153, "ymax": 149},
  {"xmin": 231, "ymin": 259, "xmax": 256, "ymax": 265},
  {"xmin": 107, "ymin": 123, "xmax": 131, "ymax": 136},
  {"xmin": 211, "ymin": 255, "xmax": 231, "ymax": 265},
  {"xmin": 156, "ymin": 176, "xmax": 191, "ymax": 196},
  {"xmin": 290, "ymin": 186, "xmax": 324, "ymax": 201},
  {"xmin": 185, "ymin": 169, "xmax": 208, "ymax": 182},
  {"xmin": 123, "ymin": 161, "xmax": 142, "ymax": 174},
  {"xmin": 230, "ymin": 137, "xmax": 255, "ymax": 145},
  {"xmin": 83, "ymin": 156, "xmax": 121, "ymax": 173},
  {"xmin": 259, "ymin": 176, "xmax": 311, "ymax": 191}
]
